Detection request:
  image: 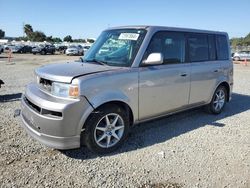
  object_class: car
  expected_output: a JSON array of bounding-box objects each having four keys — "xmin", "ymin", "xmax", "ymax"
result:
[
  {"xmin": 233, "ymin": 51, "xmax": 250, "ymax": 61},
  {"xmin": 20, "ymin": 26, "xmax": 233, "ymax": 154},
  {"xmin": 56, "ymin": 45, "xmax": 68, "ymax": 54},
  {"xmin": 83, "ymin": 45, "xmax": 91, "ymax": 54},
  {"xmin": 12, "ymin": 45, "xmax": 33, "ymax": 53},
  {"xmin": 65, "ymin": 45, "xmax": 84, "ymax": 56},
  {"xmin": 4, "ymin": 44, "xmax": 15, "ymax": 52},
  {"xmin": 32, "ymin": 44, "xmax": 55, "ymax": 55}
]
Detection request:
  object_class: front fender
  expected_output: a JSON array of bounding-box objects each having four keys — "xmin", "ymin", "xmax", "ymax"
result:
[
  {"xmin": 76, "ymin": 91, "xmax": 133, "ymax": 134},
  {"xmin": 86, "ymin": 90, "xmax": 131, "ymax": 109}
]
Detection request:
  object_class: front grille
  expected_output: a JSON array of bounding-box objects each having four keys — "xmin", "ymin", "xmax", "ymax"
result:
[
  {"xmin": 24, "ymin": 96, "xmax": 62, "ymax": 118},
  {"xmin": 24, "ymin": 97, "xmax": 41, "ymax": 113}
]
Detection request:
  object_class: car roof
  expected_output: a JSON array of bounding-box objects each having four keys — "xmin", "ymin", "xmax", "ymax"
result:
[{"xmin": 106, "ymin": 25, "xmax": 228, "ymax": 35}]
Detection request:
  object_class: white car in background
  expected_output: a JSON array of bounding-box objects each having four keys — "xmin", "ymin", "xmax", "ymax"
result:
[
  {"xmin": 233, "ymin": 51, "xmax": 250, "ymax": 61},
  {"xmin": 65, "ymin": 45, "xmax": 84, "ymax": 56}
]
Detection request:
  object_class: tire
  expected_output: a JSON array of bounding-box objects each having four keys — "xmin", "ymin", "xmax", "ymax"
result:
[
  {"xmin": 33, "ymin": 52, "xmax": 36, "ymax": 55},
  {"xmin": 206, "ymin": 86, "xmax": 227, "ymax": 114},
  {"xmin": 41, "ymin": 51, "xmax": 46, "ymax": 55},
  {"xmin": 234, "ymin": 56, "xmax": 240, "ymax": 61},
  {"xmin": 82, "ymin": 104, "xmax": 130, "ymax": 154}
]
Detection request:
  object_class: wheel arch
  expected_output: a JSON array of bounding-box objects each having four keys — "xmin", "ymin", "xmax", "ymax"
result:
[
  {"xmin": 214, "ymin": 81, "xmax": 230, "ymax": 102},
  {"xmin": 219, "ymin": 81, "xmax": 230, "ymax": 102},
  {"xmin": 78, "ymin": 98, "xmax": 135, "ymax": 136},
  {"xmin": 89, "ymin": 100, "xmax": 134, "ymax": 127}
]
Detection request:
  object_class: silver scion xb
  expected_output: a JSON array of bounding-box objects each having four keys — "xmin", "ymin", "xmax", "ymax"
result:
[{"xmin": 21, "ymin": 26, "xmax": 233, "ymax": 153}]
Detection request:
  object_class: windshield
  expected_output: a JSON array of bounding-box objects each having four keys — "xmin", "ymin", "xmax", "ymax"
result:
[{"xmin": 83, "ymin": 29, "xmax": 147, "ymax": 67}]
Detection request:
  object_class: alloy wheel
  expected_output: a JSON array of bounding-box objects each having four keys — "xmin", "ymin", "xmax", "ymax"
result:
[
  {"xmin": 94, "ymin": 113, "xmax": 125, "ymax": 148},
  {"xmin": 213, "ymin": 89, "xmax": 225, "ymax": 111}
]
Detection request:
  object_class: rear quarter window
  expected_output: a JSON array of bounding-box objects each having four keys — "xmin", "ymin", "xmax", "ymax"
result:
[{"xmin": 216, "ymin": 35, "xmax": 229, "ymax": 60}]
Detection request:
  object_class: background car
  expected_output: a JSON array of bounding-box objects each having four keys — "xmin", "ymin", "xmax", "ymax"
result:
[
  {"xmin": 12, "ymin": 45, "xmax": 33, "ymax": 53},
  {"xmin": 11, "ymin": 45, "xmax": 22, "ymax": 53},
  {"xmin": 233, "ymin": 51, "xmax": 250, "ymax": 61},
  {"xmin": 83, "ymin": 46, "xmax": 90, "ymax": 54},
  {"xmin": 65, "ymin": 45, "xmax": 84, "ymax": 56},
  {"xmin": 32, "ymin": 44, "xmax": 56, "ymax": 55},
  {"xmin": 4, "ymin": 44, "xmax": 15, "ymax": 52},
  {"xmin": 14, "ymin": 45, "xmax": 33, "ymax": 53},
  {"xmin": 56, "ymin": 45, "xmax": 68, "ymax": 54}
]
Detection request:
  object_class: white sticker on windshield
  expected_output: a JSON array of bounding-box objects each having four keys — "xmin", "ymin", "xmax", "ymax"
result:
[{"xmin": 118, "ymin": 33, "xmax": 139, "ymax": 41}]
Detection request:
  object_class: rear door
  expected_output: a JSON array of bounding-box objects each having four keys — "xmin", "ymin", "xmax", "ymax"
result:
[
  {"xmin": 139, "ymin": 31, "xmax": 191, "ymax": 120},
  {"xmin": 188, "ymin": 34, "xmax": 221, "ymax": 104}
]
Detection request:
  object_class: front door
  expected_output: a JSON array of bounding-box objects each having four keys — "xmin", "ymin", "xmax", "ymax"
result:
[{"xmin": 138, "ymin": 31, "xmax": 191, "ymax": 120}]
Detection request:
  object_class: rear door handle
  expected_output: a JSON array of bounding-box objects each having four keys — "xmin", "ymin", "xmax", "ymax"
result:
[
  {"xmin": 180, "ymin": 73, "xmax": 187, "ymax": 77},
  {"xmin": 214, "ymin": 70, "xmax": 219, "ymax": 73}
]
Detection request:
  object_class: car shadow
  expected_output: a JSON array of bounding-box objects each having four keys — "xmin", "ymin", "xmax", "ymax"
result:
[
  {"xmin": 0, "ymin": 93, "xmax": 22, "ymax": 103},
  {"xmin": 61, "ymin": 93, "xmax": 250, "ymax": 159}
]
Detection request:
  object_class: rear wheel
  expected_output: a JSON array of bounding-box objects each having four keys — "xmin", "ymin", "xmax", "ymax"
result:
[
  {"xmin": 82, "ymin": 105, "xmax": 130, "ymax": 154},
  {"xmin": 41, "ymin": 51, "xmax": 46, "ymax": 55},
  {"xmin": 206, "ymin": 86, "xmax": 227, "ymax": 114}
]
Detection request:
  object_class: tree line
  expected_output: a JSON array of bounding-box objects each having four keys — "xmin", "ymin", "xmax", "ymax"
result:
[
  {"xmin": 230, "ymin": 33, "xmax": 250, "ymax": 48},
  {"xmin": 1, "ymin": 25, "xmax": 249, "ymax": 46},
  {"xmin": 0, "ymin": 24, "xmax": 94, "ymax": 43}
]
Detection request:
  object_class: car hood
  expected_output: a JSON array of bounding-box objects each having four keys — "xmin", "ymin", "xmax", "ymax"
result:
[{"xmin": 35, "ymin": 61, "xmax": 121, "ymax": 83}]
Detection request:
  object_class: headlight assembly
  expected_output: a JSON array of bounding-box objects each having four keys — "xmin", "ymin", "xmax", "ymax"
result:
[{"xmin": 51, "ymin": 82, "xmax": 79, "ymax": 99}]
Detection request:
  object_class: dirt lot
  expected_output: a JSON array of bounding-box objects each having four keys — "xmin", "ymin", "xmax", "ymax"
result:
[{"xmin": 0, "ymin": 53, "xmax": 249, "ymax": 188}]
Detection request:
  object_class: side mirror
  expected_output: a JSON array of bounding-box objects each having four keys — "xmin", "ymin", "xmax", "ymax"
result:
[{"xmin": 143, "ymin": 53, "xmax": 163, "ymax": 65}]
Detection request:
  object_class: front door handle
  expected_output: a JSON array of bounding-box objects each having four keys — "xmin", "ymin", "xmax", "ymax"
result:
[{"xmin": 214, "ymin": 70, "xmax": 219, "ymax": 73}]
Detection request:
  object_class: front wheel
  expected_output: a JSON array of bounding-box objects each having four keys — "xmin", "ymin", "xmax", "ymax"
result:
[
  {"xmin": 206, "ymin": 86, "xmax": 227, "ymax": 114},
  {"xmin": 82, "ymin": 105, "xmax": 130, "ymax": 154}
]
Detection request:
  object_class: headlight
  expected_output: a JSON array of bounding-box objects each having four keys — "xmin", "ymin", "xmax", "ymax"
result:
[{"xmin": 51, "ymin": 82, "xmax": 79, "ymax": 98}]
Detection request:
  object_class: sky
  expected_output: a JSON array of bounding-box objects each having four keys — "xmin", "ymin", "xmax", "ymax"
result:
[{"xmin": 0, "ymin": 0, "xmax": 249, "ymax": 39}]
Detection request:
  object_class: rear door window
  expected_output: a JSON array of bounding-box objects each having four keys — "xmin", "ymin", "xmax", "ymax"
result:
[{"xmin": 187, "ymin": 34, "xmax": 209, "ymax": 62}]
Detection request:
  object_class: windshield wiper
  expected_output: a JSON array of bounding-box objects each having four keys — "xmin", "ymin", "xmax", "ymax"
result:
[{"xmin": 84, "ymin": 59, "xmax": 108, "ymax": 66}]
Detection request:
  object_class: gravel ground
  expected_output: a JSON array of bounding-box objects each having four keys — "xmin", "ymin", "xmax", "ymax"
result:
[{"xmin": 0, "ymin": 54, "xmax": 249, "ymax": 188}]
